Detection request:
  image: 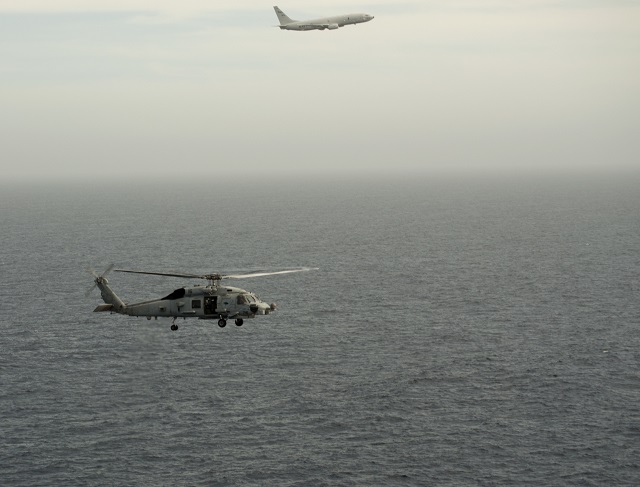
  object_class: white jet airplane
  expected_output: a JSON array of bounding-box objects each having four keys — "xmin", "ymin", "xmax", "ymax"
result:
[{"xmin": 273, "ymin": 6, "xmax": 374, "ymax": 31}]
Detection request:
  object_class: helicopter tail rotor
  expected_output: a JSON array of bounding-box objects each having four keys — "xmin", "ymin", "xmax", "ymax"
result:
[{"xmin": 85, "ymin": 264, "xmax": 115, "ymax": 297}]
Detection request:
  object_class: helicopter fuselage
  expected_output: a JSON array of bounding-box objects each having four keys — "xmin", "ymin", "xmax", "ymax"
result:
[
  {"xmin": 88, "ymin": 265, "xmax": 313, "ymax": 331},
  {"xmin": 123, "ymin": 285, "xmax": 273, "ymax": 319},
  {"xmin": 94, "ymin": 279, "xmax": 275, "ymax": 327}
]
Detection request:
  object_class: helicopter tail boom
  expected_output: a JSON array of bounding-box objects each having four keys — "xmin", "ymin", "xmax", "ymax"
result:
[{"xmin": 95, "ymin": 278, "xmax": 126, "ymax": 313}]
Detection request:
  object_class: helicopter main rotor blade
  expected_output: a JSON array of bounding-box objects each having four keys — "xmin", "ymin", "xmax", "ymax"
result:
[
  {"xmin": 222, "ymin": 268, "xmax": 317, "ymax": 280},
  {"xmin": 115, "ymin": 269, "xmax": 207, "ymax": 279},
  {"xmin": 114, "ymin": 267, "xmax": 317, "ymax": 281}
]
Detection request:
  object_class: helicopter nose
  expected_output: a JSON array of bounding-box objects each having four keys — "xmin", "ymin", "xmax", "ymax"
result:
[{"xmin": 254, "ymin": 302, "xmax": 275, "ymax": 315}]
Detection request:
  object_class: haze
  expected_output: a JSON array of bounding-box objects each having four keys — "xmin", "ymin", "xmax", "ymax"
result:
[{"xmin": 1, "ymin": 1, "xmax": 639, "ymax": 182}]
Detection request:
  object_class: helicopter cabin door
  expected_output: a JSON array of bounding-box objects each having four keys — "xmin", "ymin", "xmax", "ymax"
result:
[{"xmin": 204, "ymin": 296, "xmax": 217, "ymax": 315}]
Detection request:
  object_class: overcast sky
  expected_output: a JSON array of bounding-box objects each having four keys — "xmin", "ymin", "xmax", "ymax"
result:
[{"xmin": 1, "ymin": 1, "xmax": 639, "ymax": 181}]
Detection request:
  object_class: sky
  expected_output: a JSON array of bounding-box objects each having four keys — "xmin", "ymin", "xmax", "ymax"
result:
[{"xmin": 1, "ymin": 1, "xmax": 639, "ymax": 181}]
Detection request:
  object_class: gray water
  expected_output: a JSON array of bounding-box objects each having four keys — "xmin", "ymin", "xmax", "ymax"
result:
[{"xmin": 1, "ymin": 175, "xmax": 639, "ymax": 486}]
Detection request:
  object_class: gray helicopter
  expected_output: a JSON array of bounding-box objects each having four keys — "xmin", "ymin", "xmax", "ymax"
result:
[{"xmin": 87, "ymin": 265, "xmax": 315, "ymax": 331}]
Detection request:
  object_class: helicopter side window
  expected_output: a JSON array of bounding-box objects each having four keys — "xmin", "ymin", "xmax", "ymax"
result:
[
  {"xmin": 161, "ymin": 288, "xmax": 186, "ymax": 300},
  {"xmin": 192, "ymin": 299, "xmax": 201, "ymax": 309},
  {"xmin": 237, "ymin": 295, "xmax": 248, "ymax": 305}
]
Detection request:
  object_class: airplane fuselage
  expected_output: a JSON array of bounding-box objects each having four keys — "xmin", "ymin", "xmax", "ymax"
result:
[
  {"xmin": 273, "ymin": 7, "xmax": 374, "ymax": 31},
  {"xmin": 280, "ymin": 13, "xmax": 373, "ymax": 30}
]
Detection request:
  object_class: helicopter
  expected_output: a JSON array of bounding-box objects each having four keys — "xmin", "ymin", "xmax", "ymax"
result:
[{"xmin": 87, "ymin": 265, "xmax": 315, "ymax": 331}]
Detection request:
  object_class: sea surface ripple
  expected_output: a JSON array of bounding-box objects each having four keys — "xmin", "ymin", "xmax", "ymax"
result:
[{"xmin": 1, "ymin": 176, "xmax": 639, "ymax": 486}]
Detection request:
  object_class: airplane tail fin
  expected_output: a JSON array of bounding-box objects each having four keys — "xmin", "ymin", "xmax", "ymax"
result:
[{"xmin": 273, "ymin": 6, "xmax": 295, "ymax": 25}]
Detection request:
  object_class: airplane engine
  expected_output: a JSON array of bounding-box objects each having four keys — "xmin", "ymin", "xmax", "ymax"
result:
[{"xmin": 327, "ymin": 24, "xmax": 339, "ymax": 29}]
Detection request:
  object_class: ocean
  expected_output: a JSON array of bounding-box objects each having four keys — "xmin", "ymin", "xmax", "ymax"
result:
[{"xmin": 1, "ymin": 174, "xmax": 639, "ymax": 486}]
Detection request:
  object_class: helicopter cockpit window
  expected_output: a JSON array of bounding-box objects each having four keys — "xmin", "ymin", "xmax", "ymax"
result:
[
  {"xmin": 237, "ymin": 294, "xmax": 248, "ymax": 305},
  {"xmin": 162, "ymin": 288, "xmax": 186, "ymax": 300}
]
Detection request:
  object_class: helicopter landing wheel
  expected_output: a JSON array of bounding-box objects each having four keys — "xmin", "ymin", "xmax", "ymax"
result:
[
  {"xmin": 235, "ymin": 318, "xmax": 244, "ymax": 326},
  {"xmin": 171, "ymin": 324, "xmax": 179, "ymax": 331},
  {"xmin": 218, "ymin": 319, "xmax": 227, "ymax": 328}
]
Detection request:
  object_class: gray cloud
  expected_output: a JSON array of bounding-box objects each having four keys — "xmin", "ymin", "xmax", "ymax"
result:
[{"xmin": 2, "ymin": 2, "xmax": 639, "ymax": 181}]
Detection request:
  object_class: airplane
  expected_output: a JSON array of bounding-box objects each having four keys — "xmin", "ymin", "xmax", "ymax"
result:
[
  {"xmin": 273, "ymin": 6, "xmax": 374, "ymax": 31},
  {"xmin": 87, "ymin": 265, "xmax": 316, "ymax": 331}
]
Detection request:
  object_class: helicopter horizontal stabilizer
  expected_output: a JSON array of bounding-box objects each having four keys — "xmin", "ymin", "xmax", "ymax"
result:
[{"xmin": 94, "ymin": 304, "xmax": 114, "ymax": 312}]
